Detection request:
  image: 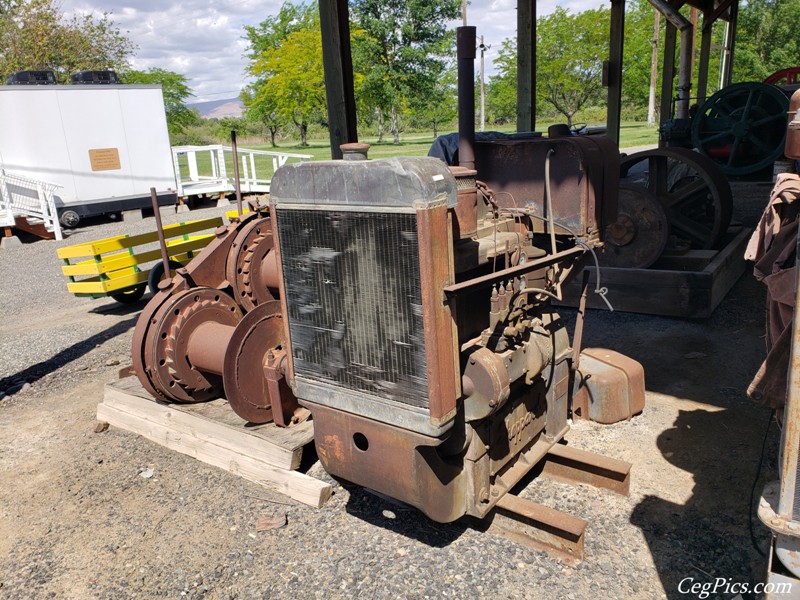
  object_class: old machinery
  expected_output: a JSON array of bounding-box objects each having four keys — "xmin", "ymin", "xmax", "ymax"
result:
[
  {"xmin": 620, "ymin": 147, "xmax": 733, "ymax": 250},
  {"xmin": 266, "ymin": 138, "xmax": 639, "ymax": 522},
  {"xmin": 599, "ymin": 184, "xmax": 669, "ymax": 269},
  {"xmin": 131, "ymin": 212, "xmax": 305, "ymax": 425},
  {"xmin": 692, "ymin": 82, "xmax": 789, "ymax": 176},
  {"xmin": 130, "ymin": 24, "xmax": 644, "ymax": 528}
]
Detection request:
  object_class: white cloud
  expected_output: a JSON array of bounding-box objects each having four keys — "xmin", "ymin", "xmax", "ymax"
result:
[{"xmin": 59, "ymin": 1, "xmax": 597, "ymax": 102}]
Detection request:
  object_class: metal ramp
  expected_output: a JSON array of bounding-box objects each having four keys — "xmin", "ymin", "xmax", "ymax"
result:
[
  {"xmin": 0, "ymin": 169, "xmax": 63, "ymax": 241},
  {"xmin": 171, "ymin": 145, "xmax": 311, "ymax": 198}
]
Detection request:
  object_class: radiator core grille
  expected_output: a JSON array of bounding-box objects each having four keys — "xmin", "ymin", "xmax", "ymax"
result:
[{"xmin": 277, "ymin": 208, "xmax": 429, "ymax": 409}]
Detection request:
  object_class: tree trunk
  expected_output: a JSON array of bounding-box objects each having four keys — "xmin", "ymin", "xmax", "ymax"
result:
[
  {"xmin": 391, "ymin": 105, "xmax": 400, "ymax": 145},
  {"xmin": 269, "ymin": 126, "xmax": 277, "ymax": 148},
  {"xmin": 376, "ymin": 107, "xmax": 384, "ymax": 143},
  {"xmin": 433, "ymin": 117, "xmax": 438, "ymax": 139},
  {"xmin": 299, "ymin": 122, "xmax": 308, "ymax": 146}
]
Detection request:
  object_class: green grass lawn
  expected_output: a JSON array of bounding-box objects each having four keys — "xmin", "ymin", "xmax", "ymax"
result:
[
  {"xmin": 176, "ymin": 122, "xmax": 659, "ymax": 180},
  {"xmin": 254, "ymin": 121, "xmax": 659, "ymax": 157}
]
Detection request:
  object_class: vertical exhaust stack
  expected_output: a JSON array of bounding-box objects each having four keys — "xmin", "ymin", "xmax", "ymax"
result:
[{"xmin": 457, "ymin": 26, "xmax": 477, "ymax": 170}]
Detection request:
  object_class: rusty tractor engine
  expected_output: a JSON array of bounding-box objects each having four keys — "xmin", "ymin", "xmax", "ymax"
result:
[
  {"xmin": 132, "ymin": 129, "xmax": 643, "ymax": 523},
  {"xmin": 270, "ymin": 142, "xmax": 623, "ymax": 523}
]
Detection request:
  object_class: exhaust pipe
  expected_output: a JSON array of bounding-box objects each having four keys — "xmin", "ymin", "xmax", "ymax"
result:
[{"xmin": 457, "ymin": 26, "xmax": 477, "ymax": 169}]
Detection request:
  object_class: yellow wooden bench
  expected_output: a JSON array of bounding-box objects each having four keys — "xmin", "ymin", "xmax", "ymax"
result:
[{"xmin": 57, "ymin": 217, "xmax": 223, "ymax": 303}]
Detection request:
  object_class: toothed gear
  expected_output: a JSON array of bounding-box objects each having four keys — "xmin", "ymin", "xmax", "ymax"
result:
[
  {"xmin": 225, "ymin": 217, "xmax": 276, "ymax": 312},
  {"xmin": 146, "ymin": 288, "xmax": 242, "ymax": 403},
  {"xmin": 240, "ymin": 232, "xmax": 266, "ymax": 307}
]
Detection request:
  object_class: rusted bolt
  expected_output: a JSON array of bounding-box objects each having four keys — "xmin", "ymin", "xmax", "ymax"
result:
[
  {"xmin": 479, "ymin": 488, "xmax": 490, "ymax": 503},
  {"xmin": 789, "ymin": 522, "xmax": 800, "ymax": 532},
  {"xmin": 490, "ymin": 489, "xmax": 500, "ymax": 497},
  {"xmin": 215, "ymin": 225, "xmax": 228, "ymax": 237},
  {"xmin": 771, "ymin": 518, "xmax": 782, "ymax": 526}
]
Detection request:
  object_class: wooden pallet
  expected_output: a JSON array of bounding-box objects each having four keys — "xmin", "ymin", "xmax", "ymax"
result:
[
  {"xmin": 559, "ymin": 226, "xmax": 751, "ymax": 318},
  {"xmin": 98, "ymin": 377, "xmax": 331, "ymax": 508}
]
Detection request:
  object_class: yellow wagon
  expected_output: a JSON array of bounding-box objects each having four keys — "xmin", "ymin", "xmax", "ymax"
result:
[{"xmin": 57, "ymin": 216, "xmax": 223, "ymax": 303}]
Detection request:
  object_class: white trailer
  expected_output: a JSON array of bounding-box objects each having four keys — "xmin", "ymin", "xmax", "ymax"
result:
[{"xmin": 0, "ymin": 84, "xmax": 176, "ymax": 227}]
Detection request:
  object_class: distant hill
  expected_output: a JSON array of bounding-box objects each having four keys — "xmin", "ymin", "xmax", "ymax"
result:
[{"xmin": 189, "ymin": 98, "xmax": 244, "ymax": 119}]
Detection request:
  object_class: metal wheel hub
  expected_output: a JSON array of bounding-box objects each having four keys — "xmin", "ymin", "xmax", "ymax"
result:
[
  {"xmin": 143, "ymin": 288, "xmax": 242, "ymax": 403},
  {"xmin": 223, "ymin": 301, "xmax": 295, "ymax": 424},
  {"xmin": 599, "ymin": 185, "xmax": 669, "ymax": 269},
  {"xmin": 620, "ymin": 147, "xmax": 732, "ymax": 250}
]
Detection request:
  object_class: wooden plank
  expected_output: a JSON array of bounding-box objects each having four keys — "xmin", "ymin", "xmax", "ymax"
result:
[
  {"xmin": 654, "ymin": 249, "xmax": 718, "ymax": 271},
  {"xmin": 707, "ymin": 226, "xmax": 750, "ymax": 311},
  {"xmin": 559, "ymin": 228, "xmax": 750, "ymax": 317},
  {"xmin": 106, "ymin": 378, "xmax": 313, "ymax": 465},
  {"xmin": 96, "ymin": 402, "xmax": 330, "ymax": 508}
]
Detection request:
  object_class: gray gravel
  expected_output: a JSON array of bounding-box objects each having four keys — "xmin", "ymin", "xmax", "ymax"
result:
[{"xmin": 0, "ymin": 201, "xmax": 782, "ymax": 599}]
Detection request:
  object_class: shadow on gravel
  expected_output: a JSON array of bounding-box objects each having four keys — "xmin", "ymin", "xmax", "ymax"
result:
[
  {"xmin": 342, "ymin": 484, "xmax": 468, "ymax": 547},
  {"xmin": 89, "ymin": 298, "xmax": 152, "ymax": 316},
  {"xmin": 0, "ymin": 315, "xmax": 138, "ymax": 391},
  {"xmin": 630, "ymin": 406, "xmax": 778, "ymax": 599}
]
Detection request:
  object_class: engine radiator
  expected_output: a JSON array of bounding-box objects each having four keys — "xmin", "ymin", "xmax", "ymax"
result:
[{"xmin": 270, "ymin": 157, "xmax": 461, "ymax": 436}]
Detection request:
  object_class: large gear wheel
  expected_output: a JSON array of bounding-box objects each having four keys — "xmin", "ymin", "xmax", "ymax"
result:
[
  {"xmin": 142, "ymin": 288, "xmax": 243, "ymax": 403},
  {"xmin": 225, "ymin": 217, "xmax": 278, "ymax": 312}
]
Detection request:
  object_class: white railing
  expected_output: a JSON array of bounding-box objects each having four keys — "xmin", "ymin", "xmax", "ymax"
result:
[
  {"xmin": 0, "ymin": 169, "xmax": 63, "ymax": 240},
  {"xmin": 171, "ymin": 145, "xmax": 312, "ymax": 198}
]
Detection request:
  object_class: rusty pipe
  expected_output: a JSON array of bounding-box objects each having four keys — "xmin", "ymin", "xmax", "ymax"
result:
[
  {"xmin": 647, "ymin": 0, "xmax": 693, "ymax": 120},
  {"xmin": 457, "ymin": 26, "xmax": 477, "ymax": 170},
  {"xmin": 150, "ymin": 187, "xmax": 172, "ymax": 287},
  {"xmin": 231, "ymin": 130, "xmax": 244, "ymax": 217},
  {"xmin": 185, "ymin": 321, "xmax": 236, "ymax": 375},
  {"xmin": 261, "ymin": 249, "xmax": 281, "ymax": 293}
]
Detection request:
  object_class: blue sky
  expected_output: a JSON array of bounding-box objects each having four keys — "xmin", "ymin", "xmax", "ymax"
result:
[{"xmin": 60, "ymin": 0, "xmax": 602, "ymax": 102}]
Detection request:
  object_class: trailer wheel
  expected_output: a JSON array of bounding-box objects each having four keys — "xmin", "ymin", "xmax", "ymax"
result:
[
  {"xmin": 148, "ymin": 260, "xmax": 183, "ymax": 294},
  {"xmin": 60, "ymin": 210, "xmax": 80, "ymax": 228},
  {"xmin": 110, "ymin": 284, "xmax": 146, "ymax": 304}
]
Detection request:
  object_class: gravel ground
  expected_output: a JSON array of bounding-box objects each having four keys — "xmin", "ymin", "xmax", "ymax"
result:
[{"xmin": 0, "ymin": 201, "xmax": 783, "ymax": 599}]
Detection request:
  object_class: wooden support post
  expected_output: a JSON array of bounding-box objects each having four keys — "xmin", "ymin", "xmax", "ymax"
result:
[
  {"xmin": 696, "ymin": 10, "xmax": 713, "ymax": 105},
  {"xmin": 725, "ymin": 0, "xmax": 739, "ymax": 87},
  {"xmin": 659, "ymin": 20, "xmax": 677, "ymax": 136},
  {"xmin": 606, "ymin": 0, "xmax": 625, "ymax": 146},
  {"xmin": 516, "ymin": 0, "xmax": 536, "ymax": 133},
  {"xmin": 319, "ymin": 0, "xmax": 358, "ymax": 159}
]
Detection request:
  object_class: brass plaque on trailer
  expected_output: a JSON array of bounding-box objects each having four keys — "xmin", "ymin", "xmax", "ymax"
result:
[{"xmin": 88, "ymin": 148, "xmax": 121, "ymax": 171}]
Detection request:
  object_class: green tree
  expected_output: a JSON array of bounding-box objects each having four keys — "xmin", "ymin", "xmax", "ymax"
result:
[
  {"xmin": 241, "ymin": 85, "xmax": 284, "ymax": 147},
  {"xmin": 243, "ymin": 2, "xmax": 324, "ymax": 146},
  {"xmin": 351, "ymin": 0, "xmax": 460, "ymax": 144},
  {"xmin": 0, "ymin": 0, "xmax": 135, "ymax": 83},
  {"xmin": 485, "ymin": 37, "xmax": 518, "ymax": 125},
  {"xmin": 120, "ymin": 68, "xmax": 197, "ymax": 137},
  {"xmin": 410, "ymin": 63, "xmax": 457, "ymax": 138},
  {"xmin": 537, "ymin": 6, "xmax": 609, "ymax": 127},
  {"xmin": 734, "ymin": 0, "xmax": 800, "ymax": 82}
]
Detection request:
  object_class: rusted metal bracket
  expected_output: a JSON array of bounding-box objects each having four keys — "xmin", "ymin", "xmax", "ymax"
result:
[
  {"xmin": 488, "ymin": 493, "xmax": 587, "ymax": 566},
  {"xmin": 541, "ymin": 443, "xmax": 631, "ymax": 496},
  {"xmin": 487, "ymin": 444, "xmax": 630, "ymax": 564}
]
